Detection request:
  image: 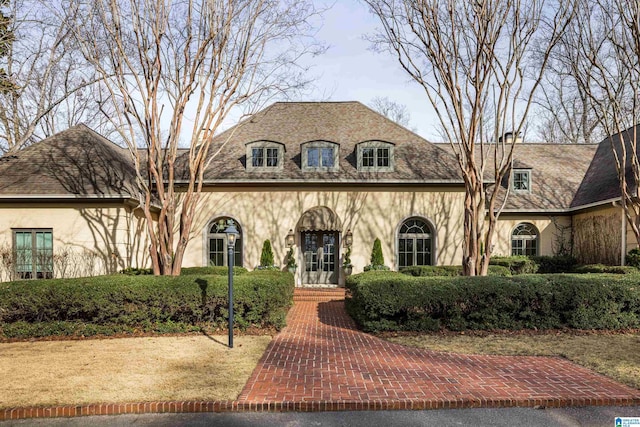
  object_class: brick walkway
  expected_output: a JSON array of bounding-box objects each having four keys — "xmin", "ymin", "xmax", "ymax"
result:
[{"xmin": 237, "ymin": 288, "xmax": 640, "ymax": 410}]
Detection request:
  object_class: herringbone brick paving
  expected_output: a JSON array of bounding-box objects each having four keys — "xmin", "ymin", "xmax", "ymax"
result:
[{"xmin": 238, "ymin": 288, "xmax": 640, "ymax": 407}]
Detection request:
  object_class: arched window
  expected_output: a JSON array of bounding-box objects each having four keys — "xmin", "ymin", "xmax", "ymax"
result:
[
  {"xmin": 398, "ymin": 217, "xmax": 433, "ymax": 267},
  {"xmin": 208, "ymin": 218, "xmax": 243, "ymax": 267},
  {"xmin": 511, "ymin": 223, "xmax": 538, "ymax": 256}
]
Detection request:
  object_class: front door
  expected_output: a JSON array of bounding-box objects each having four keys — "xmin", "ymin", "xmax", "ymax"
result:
[{"xmin": 302, "ymin": 231, "xmax": 339, "ymax": 284}]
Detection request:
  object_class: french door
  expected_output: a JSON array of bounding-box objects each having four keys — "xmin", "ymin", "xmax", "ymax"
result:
[{"xmin": 302, "ymin": 231, "xmax": 339, "ymax": 284}]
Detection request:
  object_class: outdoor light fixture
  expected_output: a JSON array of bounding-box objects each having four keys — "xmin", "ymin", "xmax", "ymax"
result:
[
  {"xmin": 225, "ymin": 221, "xmax": 239, "ymax": 348},
  {"xmin": 344, "ymin": 229, "xmax": 353, "ymax": 248},
  {"xmin": 285, "ymin": 229, "xmax": 295, "ymax": 248}
]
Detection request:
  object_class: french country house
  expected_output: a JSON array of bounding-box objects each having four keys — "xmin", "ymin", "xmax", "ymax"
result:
[{"xmin": 0, "ymin": 101, "xmax": 634, "ymax": 285}]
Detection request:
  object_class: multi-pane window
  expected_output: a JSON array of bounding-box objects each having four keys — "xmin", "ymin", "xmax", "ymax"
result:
[
  {"xmin": 302, "ymin": 142, "xmax": 339, "ymax": 171},
  {"xmin": 13, "ymin": 229, "xmax": 53, "ymax": 279},
  {"xmin": 511, "ymin": 223, "xmax": 538, "ymax": 256},
  {"xmin": 513, "ymin": 170, "xmax": 531, "ymax": 192},
  {"xmin": 208, "ymin": 218, "xmax": 242, "ymax": 267},
  {"xmin": 358, "ymin": 142, "xmax": 394, "ymax": 171},
  {"xmin": 251, "ymin": 147, "xmax": 279, "ymax": 168},
  {"xmin": 307, "ymin": 147, "xmax": 335, "ymax": 168},
  {"xmin": 398, "ymin": 218, "xmax": 433, "ymax": 268}
]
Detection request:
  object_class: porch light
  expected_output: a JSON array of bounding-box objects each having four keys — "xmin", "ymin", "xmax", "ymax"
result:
[
  {"xmin": 285, "ymin": 229, "xmax": 295, "ymax": 248},
  {"xmin": 225, "ymin": 221, "xmax": 239, "ymax": 349},
  {"xmin": 344, "ymin": 229, "xmax": 353, "ymax": 248}
]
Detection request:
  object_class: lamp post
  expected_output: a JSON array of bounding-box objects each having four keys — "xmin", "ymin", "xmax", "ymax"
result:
[
  {"xmin": 225, "ymin": 221, "xmax": 239, "ymax": 348},
  {"xmin": 285, "ymin": 229, "xmax": 295, "ymax": 248}
]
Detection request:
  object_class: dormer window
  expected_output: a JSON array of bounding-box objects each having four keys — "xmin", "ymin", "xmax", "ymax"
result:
[
  {"xmin": 301, "ymin": 141, "xmax": 339, "ymax": 172},
  {"xmin": 513, "ymin": 169, "xmax": 531, "ymax": 193},
  {"xmin": 357, "ymin": 141, "xmax": 394, "ymax": 171},
  {"xmin": 246, "ymin": 141, "xmax": 285, "ymax": 171}
]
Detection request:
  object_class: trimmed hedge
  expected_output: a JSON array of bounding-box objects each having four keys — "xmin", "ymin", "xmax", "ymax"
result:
[
  {"xmin": 121, "ymin": 266, "xmax": 249, "ymax": 276},
  {"xmin": 0, "ymin": 270, "xmax": 293, "ymax": 339},
  {"xmin": 572, "ymin": 264, "xmax": 639, "ymax": 274},
  {"xmin": 345, "ymin": 271, "xmax": 640, "ymax": 333},
  {"xmin": 489, "ymin": 256, "xmax": 538, "ymax": 274},
  {"xmin": 400, "ymin": 265, "xmax": 511, "ymax": 277}
]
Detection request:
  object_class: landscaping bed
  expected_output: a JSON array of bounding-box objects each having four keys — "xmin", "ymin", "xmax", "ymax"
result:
[
  {"xmin": 346, "ymin": 271, "xmax": 640, "ymax": 333},
  {"xmin": 0, "ymin": 270, "xmax": 293, "ymax": 340}
]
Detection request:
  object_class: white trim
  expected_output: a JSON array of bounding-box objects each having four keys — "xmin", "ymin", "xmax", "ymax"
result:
[
  {"xmin": 202, "ymin": 215, "xmax": 244, "ymax": 268},
  {"xmin": 510, "ymin": 222, "xmax": 540, "ymax": 256}
]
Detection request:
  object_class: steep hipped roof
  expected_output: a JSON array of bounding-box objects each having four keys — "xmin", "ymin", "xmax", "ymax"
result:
[
  {"xmin": 438, "ymin": 143, "xmax": 599, "ymax": 211},
  {"xmin": 199, "ymin": 102, "xmax": 462, "ymax": 183},
  {"xmin": 572, "ymin": 126, "xmax": 640, "ymax": 208},
  {"xmin": 0, "ymin": 124, "xmax": 138, "ymax": 198}
]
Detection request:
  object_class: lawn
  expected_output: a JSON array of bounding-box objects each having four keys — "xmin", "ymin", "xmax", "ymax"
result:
[
  {"xmin": 0, "ymin": 335, "xmax": 271, "ymax": 409},
  {"xmin": 387, "ymin": 331, "xmax": 640, "ymax": 390}
]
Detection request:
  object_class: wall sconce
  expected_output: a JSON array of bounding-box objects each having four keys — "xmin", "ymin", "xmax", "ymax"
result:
[
  {"xmin": 285, "ymin": 229, "xmax": 295, "ymax": 248},
  {"xmin": 344, "ymin": 229, "xmax": 353, "ymax": 248}
]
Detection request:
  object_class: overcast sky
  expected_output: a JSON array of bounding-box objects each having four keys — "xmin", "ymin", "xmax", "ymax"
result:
[{"xmin": 300, "ymin": 1, "xmax": 441, "ymax": 141}]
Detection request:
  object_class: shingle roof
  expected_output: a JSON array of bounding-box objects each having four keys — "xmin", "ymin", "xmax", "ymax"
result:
[
  {"xmin": 572, "ymin": 126, "xmax": 640, "ymax": 208},
  {"xmin": 199, "ymin": 102, "xmax": 462, "ymax": 183},
  {"xmin": 437, "ymin": 143, "xmax": 599, "ymax": 211},
  {"xmin": 0, "ymin": 124, "xmax": 138, "ymax": 198}
]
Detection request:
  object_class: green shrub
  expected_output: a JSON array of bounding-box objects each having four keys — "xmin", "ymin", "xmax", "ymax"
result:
[
  {"xmin": 490, "ymin": 256, "xmax": 538, "ymax": 274},
  {"xmin": 399, "ymin": 265, "xmax": 510, "ymax": 277},
  {"xmin": 260, "ymin": 240, "xmax": 275, "ymax": 267},
  {"xmin": 120, "ymin": 267, "xmax": 153, "ymax": 275},
  {"xmin": 531, "ymin": 255, "xmax": 577, "ymax": 274},
  {"xmin": 345, "ymin": 271, "xmax": 640, "ymax": 333},
  {"xmin": 0, "ymin": 270, "xmax": 293, "ymax": 339},
  {"xmin": 180, "ymin": 266, "xmax": 248, "ymax": 276},
  {"xmin": 626, "ymin": 248, "xmax": 640, "ymax": 268},
  {"xmin": 572, "ymin": 264, "xmax": 639, "ymax": 274},
  {"xmin": 364, "ymin": 238, "xmax": 388, "ymax": 271}
]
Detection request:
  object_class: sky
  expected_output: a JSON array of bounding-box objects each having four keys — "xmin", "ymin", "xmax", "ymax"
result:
[
  {"xmin": 301, "ymin": 1, "xmax": 440, "ymax": 140},
  {"xmin": 269, "ymin": 0, "xmax": 441, "ymax": 141}
]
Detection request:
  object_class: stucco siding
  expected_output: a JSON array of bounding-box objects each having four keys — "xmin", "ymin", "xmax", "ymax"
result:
[
  {"xmin": 183, "ymin": 187, "xmax": 466, "ymax": 282},
  {"xmin": 492, "ymin": 216, "xmax": 572, "ymax": 257},
  {"xmin": 0, "ymin": 202, "xmax": 148, "ymax": 281}
]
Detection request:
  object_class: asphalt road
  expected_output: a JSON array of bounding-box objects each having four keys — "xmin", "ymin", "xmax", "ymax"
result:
[{"xmin": 1, "ymin": 406, "xmax": 639, "ymax": 427}]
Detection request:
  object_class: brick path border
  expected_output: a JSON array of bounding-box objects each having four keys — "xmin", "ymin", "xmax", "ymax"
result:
[{"xmin": 2, "ymin": 288, "xmax": 639, "ymax": 421}]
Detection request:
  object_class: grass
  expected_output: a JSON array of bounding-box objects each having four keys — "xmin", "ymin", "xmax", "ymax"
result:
[
  {"xmin": 387, "ymin": 331, "xmax": 640, "ymax": 390},
  {"xmin": 0, "ymin": 335, "xmax": 271, "ymax": 409}
]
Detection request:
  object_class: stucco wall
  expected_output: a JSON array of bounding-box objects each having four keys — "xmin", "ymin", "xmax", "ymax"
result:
[
  {"xmin": 182, "ymin": 186, "xmax": 466, "ymax": 283},
  {"xmin": 0, "ymin": 202, "xmax": 148, "ymax": 281},
  {"xmin": 491, "ymin": 215, "xmax": 572, "ymax": 257},
  {"xmin": 573, "ymin": 205, "xmax": 622, "ymax": 265}
]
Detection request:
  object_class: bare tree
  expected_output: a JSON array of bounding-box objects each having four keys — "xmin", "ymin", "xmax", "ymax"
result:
[
  {"xmin": 0, "ymin": 0, "xmax": 14, "ymax": 93},
  {"xmin": 68, "ymin": 0, "xmax": 323, "ymax": 275},
  {"xmin": 0, "ymin": 0, "xmax": 113, "ymax": 154},
  {"xmin": 369, "ymin": 96, "xmax": 413, "ymax": 129},
  {"xmin": 579, "ymin": 0, "xmax": 640, "ymax": 249},
  {"xmin": 365, "ymin": 0, "xmax": 574, "ymax": 275}
]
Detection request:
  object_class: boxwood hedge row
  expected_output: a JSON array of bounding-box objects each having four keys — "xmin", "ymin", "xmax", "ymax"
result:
[
  {"xmin": 0, "ymin": 270, "xmax": 293, "ymax": 339},
  {"xmin": 345, "ymin": 271, "xmax": 640, "ymax": 332}
]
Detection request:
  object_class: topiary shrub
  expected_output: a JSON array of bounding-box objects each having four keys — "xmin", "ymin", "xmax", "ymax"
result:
[
  {"xmin": 364, "ymin": 238, "xmax": 389, "ymax": 271},
  {"xmin": 259, "ymin": 240, "xmax": 276, "ymax": 269},
  {"xmin": 531, "ymin": 255, "xmax": 577, "ymax": 274},
  {"xmin": 626, "ymin": 248, "xmax": 640, "ymax": 268}
]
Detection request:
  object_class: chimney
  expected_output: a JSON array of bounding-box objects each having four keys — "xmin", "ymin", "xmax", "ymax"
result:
[{"xmin": 499, "ymin": 131, "xmax": 522, "ymax": 144}]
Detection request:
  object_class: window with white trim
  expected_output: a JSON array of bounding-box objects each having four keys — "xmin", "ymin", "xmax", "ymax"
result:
[
  {"xmin": 357, "ymin": 141, "xmax": 394, "ymax": 171},
  {"xmin": 207, "ymin": 218, "xmax": 243, "ymax": 267},
  {"xmin": 511, "ymin": 223, "xmax": 538, "ymax": 256},
  {"xmin": 246, "ymin": 141, "xmax": 285, "ymax": 171},
  {"xmin": 13, "ymin": 229, "xmax": 53, "ymax": 279},
  {"xmin": 301, "ymin": 141, "xmax": 339, "ymax": 172},
  {"xmin": 513, "ymin": 169, "xmax": 531, "ymax": 193}
]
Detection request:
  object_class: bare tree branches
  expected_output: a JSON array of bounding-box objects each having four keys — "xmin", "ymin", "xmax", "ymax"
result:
[
  {"xmin": 67, "ymin": 0, "xmax": 324, "ymax": 275},
  {"xmin": 369, "ymin": 96, "xmax": 414, "ymax": 130},
  {"xmin": 365, "ymin": 0, "xmax": 575, "ymax": 275},
  {"xmin": 0, "ymin": 0, "xmax": 114, "ymax": 154}
]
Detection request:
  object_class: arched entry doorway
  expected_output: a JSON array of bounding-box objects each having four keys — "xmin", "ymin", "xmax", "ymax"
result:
[{"xmin": 297, "ymin": 206, "xmax": 342, "ymax": 285}]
